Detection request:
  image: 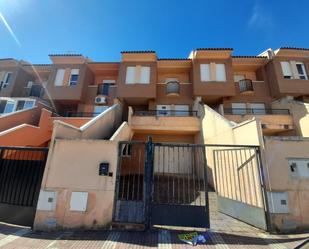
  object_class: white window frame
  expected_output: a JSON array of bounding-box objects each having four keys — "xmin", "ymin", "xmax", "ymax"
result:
[
  {"xmin": 200, "ymin": 64, "xmax": 210, "ymax": 82},
  {"xmin": 140, "ymin": 66, "xmax": 150, "ymax": 84},
  {"xmin": 280, "ymin": 61, "xmax": 293, "ymax": 79},
  {"xmin": 69, "ymin": 69, "xmax": 79, "ymax": 86},
  {"xmin": 54, "ymin": 69, "xmax": 65, "ymax": 86},
  {"xmin": 215, "ymin": 64, "xmax": 226, "ymax": 82},
  {"xmin": 2, "ymin": 72, "xmax": 12, "ymax": 88},
  {"xmin": 295, "ymin": 62, "xmax": 308, "ymax": 80},
  {"xmin": 125, "ymin": 66, "xmax": 136, "ymax": 84}
]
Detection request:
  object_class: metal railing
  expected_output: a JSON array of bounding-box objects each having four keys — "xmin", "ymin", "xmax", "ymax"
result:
[
  {"xmin": 224, "ymin": 108, "xmax": 290, "ymax": 115},
  {"xmin": 166, "ymin": 81, "xmax": 180, "ymax": 95},
  {"xmin": 134, "ymin": 110, "xmax": 198, "ymax": 117},
  {"xmin": 52, "ymin": 112, "xmax": 101, "ymax": 117},
  {"xmin": 238, "ymin": 79, "xmax": 253, "ymax": 93}
]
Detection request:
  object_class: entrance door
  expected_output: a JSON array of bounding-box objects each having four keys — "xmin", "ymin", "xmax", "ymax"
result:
[{"xmin": 156, "ymin": 105, "xmax": 171, "ymax": 116}]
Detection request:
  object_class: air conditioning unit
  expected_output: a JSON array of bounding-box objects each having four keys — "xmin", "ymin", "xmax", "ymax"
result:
[{"xmin": 95, "ymin": 96, "xmax": 106, "ymax": 104}]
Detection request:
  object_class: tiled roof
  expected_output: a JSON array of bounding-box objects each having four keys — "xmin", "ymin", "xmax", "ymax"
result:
[
  {"xmin": 48, "ymin": 54, "xmax": 83, "ymax": 57},
  {"xmin": 0, "ymin": 58, "xmax": 15, "ymax": 61},
  {"xmin": 195, "ymin": 48, "xmax": 233, "ymax": 51},
  {"xmin": 232, "ymin": 56, "xmax": 268, "ymax": 58},
  {"xmin": 121, "ymin": 51, "xmax": 156, "ymax": 54},
  {"xmin": 158, "ymin": 58, "xmax": 191, "ymax": 61},
  {"xmin": 280, "ymin": 47, "xmax": 309, "ymax": 51}
]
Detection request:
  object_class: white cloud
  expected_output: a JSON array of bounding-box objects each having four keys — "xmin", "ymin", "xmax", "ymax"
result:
[{"xmin": 248, "ymin": 3, "xmax": 274, "ymax": 29}]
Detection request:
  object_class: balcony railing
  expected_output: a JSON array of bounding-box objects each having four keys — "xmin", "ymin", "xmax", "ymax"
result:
[
  {"xmin": 134, "ymin": 110, "xmax": 198, "ymax": 117},
  {"xmin": 224, "ymin": 108, "xmax": 290, "ymax": 115},
  {"xmin": 52, "ymin": 112, "xmax": 101, "ymax": 117},
  {"xmin": 166, "ymin": 81, "xmax": 180, "ymax": 96},
  {"xmin": 238, "ymin": 79, "xmax": 253, "ymax": 93}
]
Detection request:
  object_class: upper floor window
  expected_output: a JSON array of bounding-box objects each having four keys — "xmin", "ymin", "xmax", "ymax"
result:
[
  {"xmin": 280, "ymin": 61, "xmax": 308, "ymax": 80},
  {"xmin": 200, "ymin": 63, "xmax": 226, "ymax": 82},
  {"xmin": 125, "ymin": 66, "xmax": 150, "ymax": 84},
  {"xmin": 54, "ymin": 68, "xmax": 79, "ymax": 86},
  {"xmin": 1, "ymin": 72, "xmax": 13, "ymax": 89},
  {"xmin": 69, "ymin": 69, "xmax": 79, "ymax": 86}
]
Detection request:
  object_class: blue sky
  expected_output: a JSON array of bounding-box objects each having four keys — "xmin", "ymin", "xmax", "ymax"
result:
[{"xmin": 0, "ymin": 0, "xmax": 309, "ymax": 64}]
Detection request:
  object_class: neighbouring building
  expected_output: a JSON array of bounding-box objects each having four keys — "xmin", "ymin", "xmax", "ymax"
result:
[{"xmin": 0, "ymin": 47, "xmax": 308, "ymax": 233}]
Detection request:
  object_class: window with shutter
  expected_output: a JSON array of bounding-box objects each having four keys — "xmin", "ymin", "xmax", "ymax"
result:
[
  {"xmin": 215, "ymin": 64, "xmax": 226, "ymax": 81},
  {"xmin": 200, "ymin": 64, "xmax": 210, "ymax": 82},
  {"xmin": 280, "ymin": 62, "xmax": 293, "ymax": 79},
  {"xmin": 140, "ymin": 67, "xmax": 150, "ymax": 84},
  {"xmin": 54, "ymin": 69, "xmax": 65, "ymax": 86},
  {"xmin": 125, "ymin": 67, "xmax": 136, "ymax": 84}
]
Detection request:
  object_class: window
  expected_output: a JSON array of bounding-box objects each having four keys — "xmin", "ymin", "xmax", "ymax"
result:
[
  {"xmin": 174, "ymin": 105, "xmax": 189, "ymax": 116},
  {"xmin": 125, "ymin": 66, "xmax": 150, "ymax": 84},
  {"xmin": 99, "ymin": 80, "xmax": 115, "ymax": 95},
  {"xmin": 216, "ymin": 64, "xmax": 226, "ymax": 81},
  {"xmin": 3, "ymin": 100, "xmax": 15, "ymax": 114},
  {"xmin": 54, "ymin": 69, "xmax": 65, "ymax": 86},
  {"xmin": 2, "ymin": 72, "xmax": 12, "ymax": 88},
  {"xmin": 93, "ymin": 105, "xmax": 109, "ymax": 117},
  {"xmin": 200, "ymin": 64, "xmax": 210, "ymax": 81},
  {"xmin": 15, "ymin": 100, "xmax": 35, "ymax": 111},
  {"xmin": 281, "ymin": 61, "xmax": 308, "ymax": 80},
  {"xmin": 125, "ymin": 67, "xmax": 136, "ymax": 84},
  {"xmin": 140, "ymin": 67, "xmax": 150, "ymax": 84},
  {"xmin": 121, "ymin": 144, "xmax": 132, "ymax": 157},
  {"xmin": 200, "ymin": 63, "xmax": 226, "ymax": 82},
  {"xmin": 280, "ymin": 62, "xmax": 293, "ymax": 79},
  {"xmin": 231, "ymin": 103, "xmax": 246, "ymax": 115},
  {"xmin": 69, "ymin": 69, "xmax": 79, "ymax": 86},
  {"xmin": 296, "ymin": 62, "xmax": 308, "ymax": 80}
]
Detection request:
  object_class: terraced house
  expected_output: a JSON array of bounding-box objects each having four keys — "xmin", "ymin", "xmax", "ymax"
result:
[{"xmin": 0, "ymin": 47, "xmax": 308, "ymax": 233}]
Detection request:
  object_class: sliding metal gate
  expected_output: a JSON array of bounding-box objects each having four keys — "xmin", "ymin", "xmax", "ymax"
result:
[
  {"xmin": 113, "ymin": 139, "xmax": 209, "ymax": 229},
  {"xmin": 0, "ymin": 147, "xmax": 48, "ymax": 227}
]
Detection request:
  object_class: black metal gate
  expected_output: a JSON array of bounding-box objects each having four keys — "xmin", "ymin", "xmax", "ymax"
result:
[
  {"xmin": 113, "ymin": 141, "xmax": 146, "ymax": 224},
  {"xmin": 0, "ymin": 147, "xmax": 48, "ymax": 227},
  {"xmin": 113, "ymin": 139, "xmax": 209, "ymax": 229},
  {"xmin": 151, "ymin": 143, "xmax": 209, "ymax": 228}
]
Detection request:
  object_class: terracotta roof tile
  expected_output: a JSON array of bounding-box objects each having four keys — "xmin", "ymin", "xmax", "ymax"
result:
[
  {"xmin": 280, "ymin": 47, "xmax": 309, "ymax": 51},
  {"xmin": 158, "ymin": 58, "xmax": 191, "ymax": 61},
  {"xmin": 121, "ymin": 50, "xmax": 156, "ymax": 54},
  {"xmin": 195, "ymin": 48, "xmax": 233, "ymax": 51},
  {"xmin": 232, "ymin": 56, "xmax": 268, "ymax": 58},
  {"xmin": 48, "ymin": 54, "xmax": 83, "ymax": 57}
]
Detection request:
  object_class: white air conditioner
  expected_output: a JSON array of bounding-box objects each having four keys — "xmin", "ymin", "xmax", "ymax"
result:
[{"xmin": 95, "ymin": 96, "xmax": 106, "ymax": 104}]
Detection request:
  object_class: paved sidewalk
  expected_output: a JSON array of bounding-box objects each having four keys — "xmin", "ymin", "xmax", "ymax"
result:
[
  {"xmin": 0, "ymin": 222, "xmax": 308, "ymax": 249},
  {"xmin": 0, "ymin": 192, "xmax": 308, "ymax": 248}
]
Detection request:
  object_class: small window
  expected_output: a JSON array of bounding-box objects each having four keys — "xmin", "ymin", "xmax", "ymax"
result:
[
  {"xmin": 15, "ymin": 100, "xmax": 35, "ymax": 111},
  {"xmin": 126, "ymin": 67, "xmax": 136, "ymax": 84},
  {"xmin": 200, "ymin": 64, "xmax": 210, "ymax": 82},
  {"xmin": 296, "ymin": 63, "xmax": 308, "ymax": 80},
  {"xmin": 121, "ymin": 144, "xmax": 132, "ymax": 157},
  {"xmin": 280, "ymin": 62, "xmax": 293, "ymax": 79},
  {"xmin": 216, "ymin": 64, "xmax": 226, "ymax": 81},
  {"xmin": 68, "ymin": 69, "xmax": 79, "ymax": 86},
  {"xmin": 2, "ymin": 72, "xmax": 12, "ymax": 88},
  {"xmin": 3, "ymin": 100, "xmax": 15, "ymax": 114},
  {"xmin": 16, "ymin": 100, "xmax": 25, "ymax": 111}
]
